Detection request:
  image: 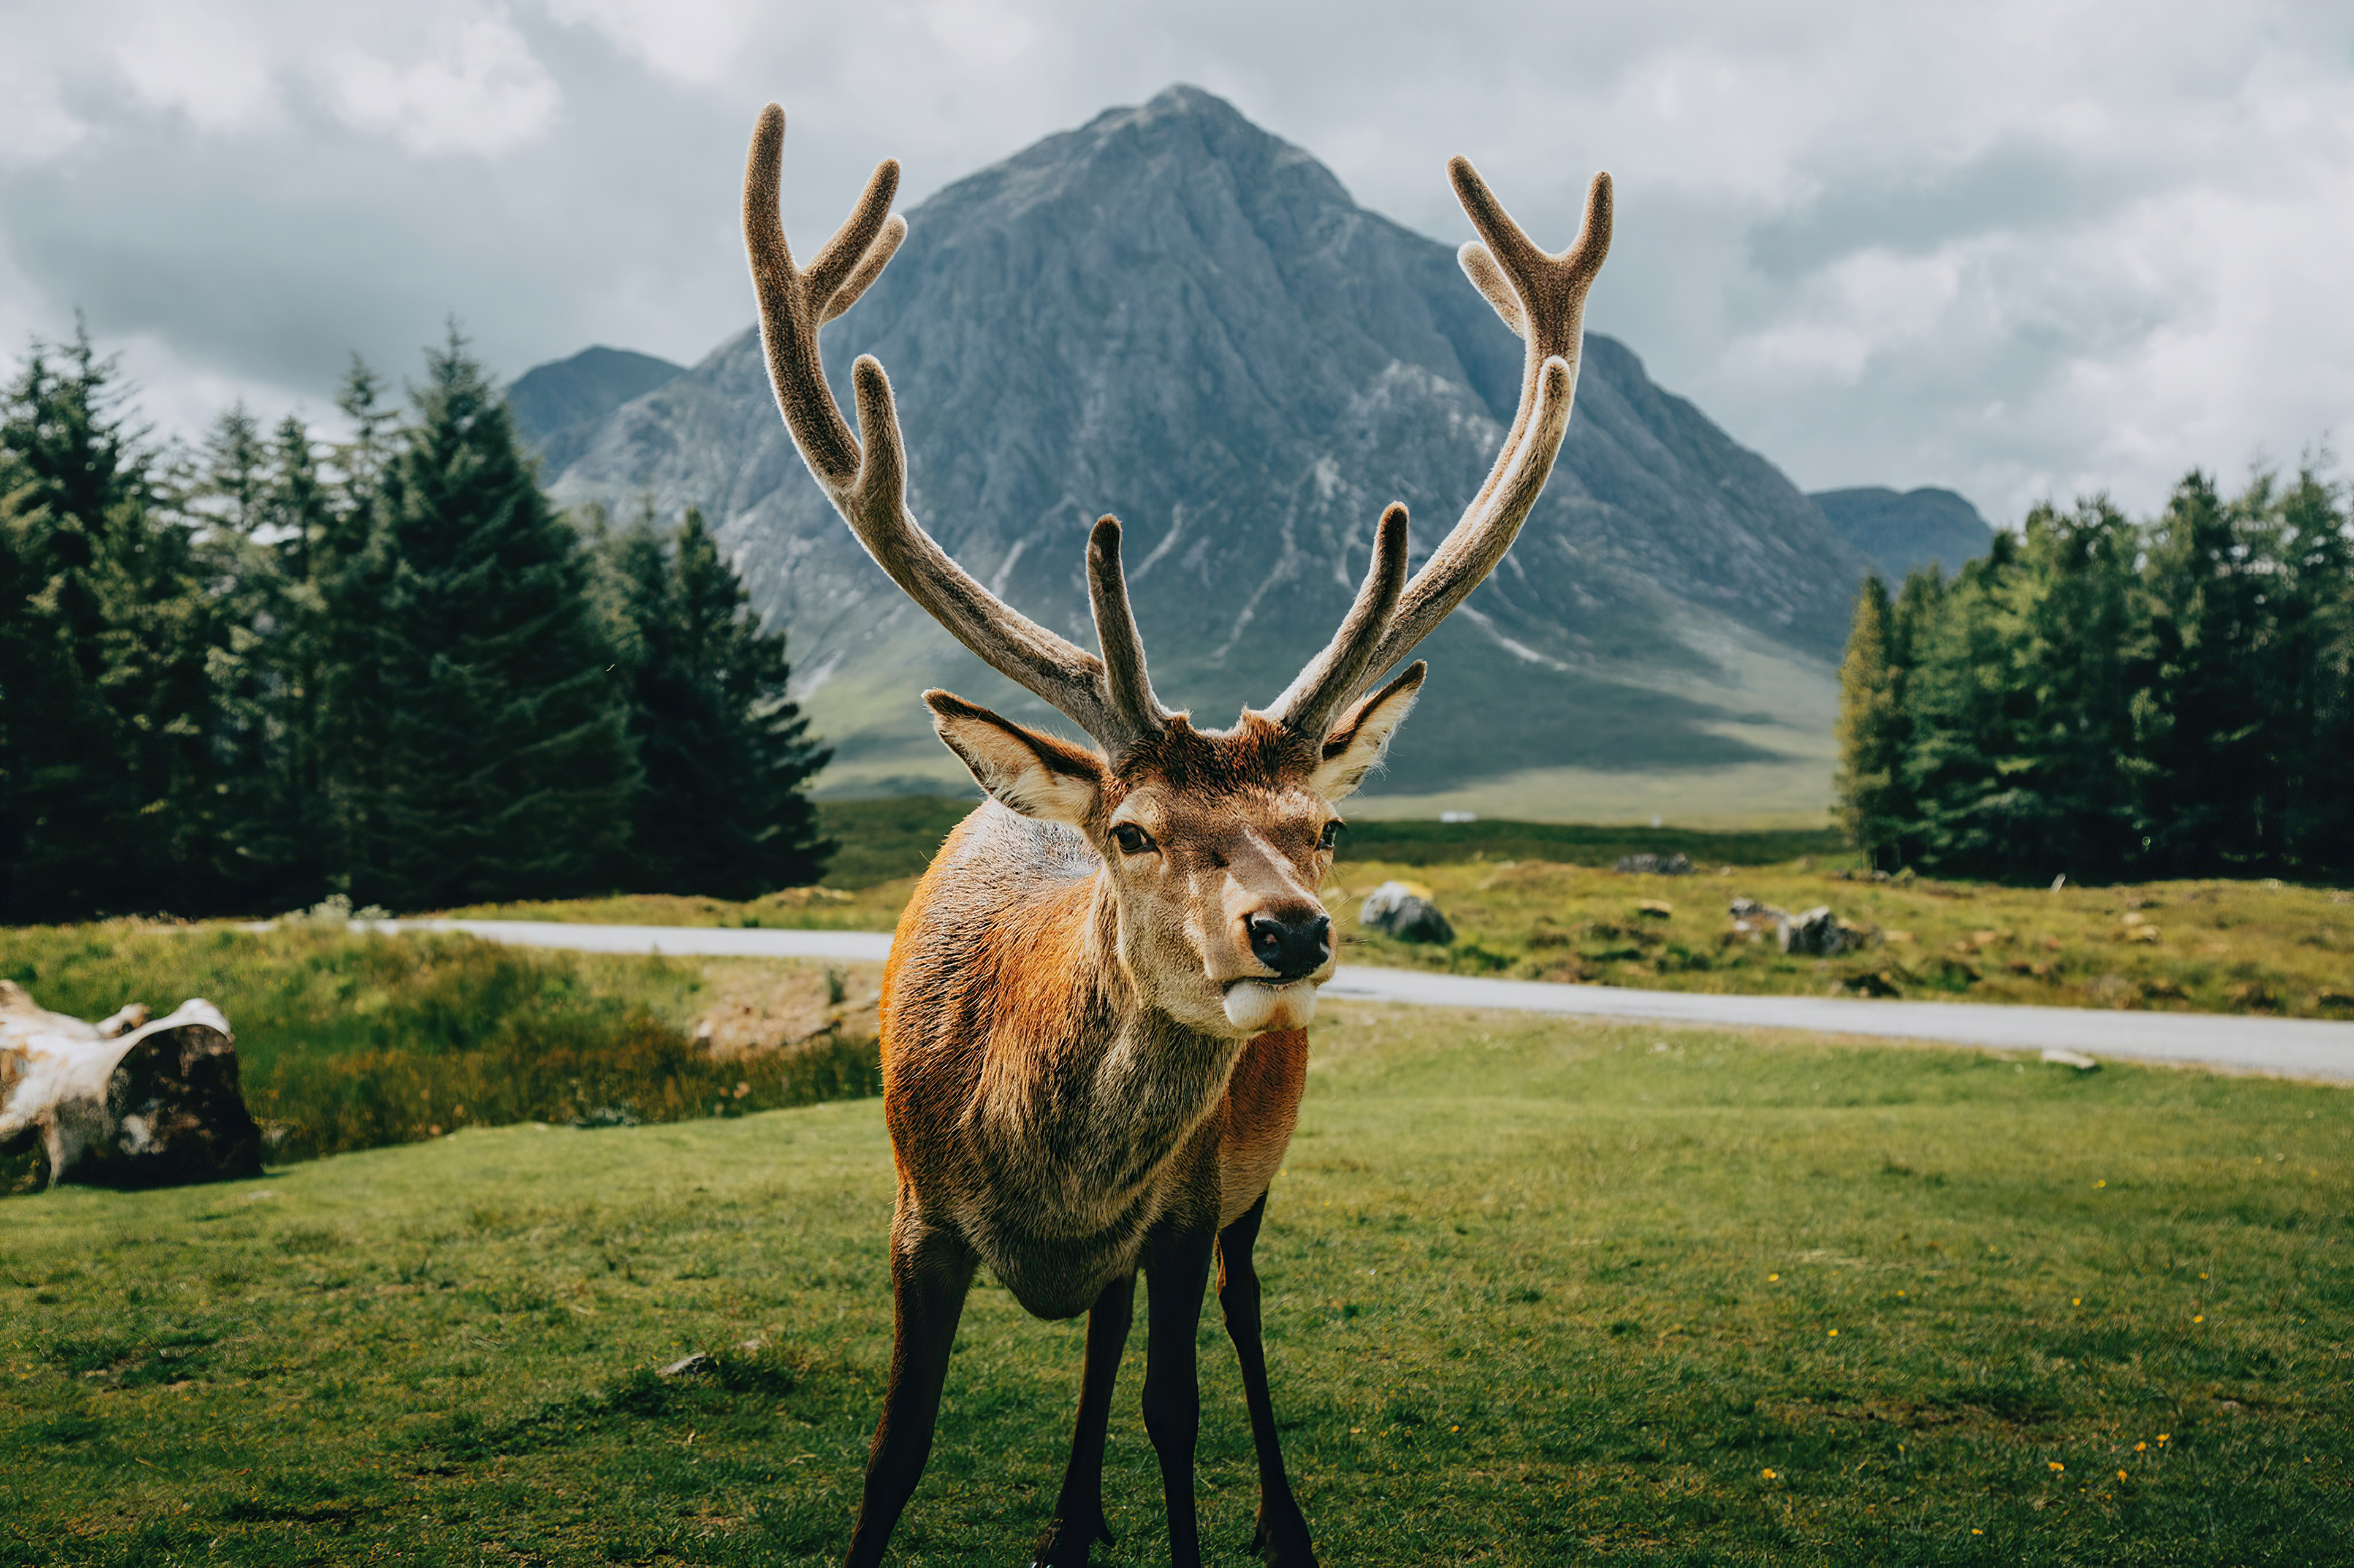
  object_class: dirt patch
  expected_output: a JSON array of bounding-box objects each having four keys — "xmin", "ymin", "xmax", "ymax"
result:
[{"xmin": 692, "ymin": 959, "xmax": 885, "ymax": 1057}]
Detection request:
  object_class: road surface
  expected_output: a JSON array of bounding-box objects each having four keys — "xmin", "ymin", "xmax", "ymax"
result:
[{"xmin": 380, "ymin": 919, "xmax": 2354, "ymax": 1084}]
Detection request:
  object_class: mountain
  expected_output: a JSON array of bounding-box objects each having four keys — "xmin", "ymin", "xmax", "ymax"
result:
[
  {"xmin": 509, "ymin": 346, "xmax": 685, "ymax": 478},
  {"xmin": 536, "ymin": 86, "xmax": 1875, "ymax": 811},
  {"xmin": 1811, "ymin": 486, "xmax": 1994, "ymax": 582}
]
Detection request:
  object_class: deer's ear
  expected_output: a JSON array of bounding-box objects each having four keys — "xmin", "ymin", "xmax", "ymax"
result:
[
  {"xmin": 1311, "ymin": 663, "xmax": 1426, "ymax": 801},
  {"xmin": 926, "ymin": 690, "xmax": 1103, "ymax": 826}
]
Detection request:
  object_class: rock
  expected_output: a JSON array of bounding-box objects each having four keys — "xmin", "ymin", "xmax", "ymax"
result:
[
  {"xmin": 1614, "ymin": 853, "xmax": 1694, "ymax": 876},
  {"xmin": 2041, "ymin": 1049, "xmax": 2098, "ymax": 1071},
  {"xmin": 570, "ymin": 1105, "xmax": 641, "ymax": 1129},
  {"xmin": 1360, "ymin": 881, "xmax": 1455, "ymax": 944},
  {"xmin": 1728, "ymin": 897, "xmax": 1788, "ymax": 940},
  {"xmin": 1778, "ymin": 905, "xmax": 1859, "ymax": 957},
  {"xmin": 0, "ymin": 981, "xmax": 262, "ymax": 1191}
]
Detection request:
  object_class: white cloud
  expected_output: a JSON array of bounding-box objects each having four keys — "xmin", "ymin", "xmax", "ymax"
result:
[
  {"xmin": 115, "ymin": 2, "xmax": 278, "ymax": 131},
  {"xmin": 542, "ymin": 0, "xmax": 769, "ymax": 87},
  {"xmin": 326, "ymin": 12, "xmax": 560, "ymax": 155},
  {"xmin": 1, "ymin": 0, "xmax": 2348, "ymax": 526}
]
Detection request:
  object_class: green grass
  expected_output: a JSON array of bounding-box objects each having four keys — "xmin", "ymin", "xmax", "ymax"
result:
[
  {"xmin": 1, "ymin": 923, "xmax": 877, "ymax": 1178},
  {"xmin": 4, "ymin": 1004, "xmax": 2348, "ymax": 1564},
  {"xmin": 813, "ymin": 797, "xmax": 978, "ymax": 889},
  {"xmin": 1335, "ymin": 860, "xmax": 2354, "ymax": 1018}
]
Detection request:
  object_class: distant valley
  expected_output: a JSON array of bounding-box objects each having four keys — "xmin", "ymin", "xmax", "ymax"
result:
[{"xmin": 513, "ymin": 88, "xmax": 1990, "ymax": 823}]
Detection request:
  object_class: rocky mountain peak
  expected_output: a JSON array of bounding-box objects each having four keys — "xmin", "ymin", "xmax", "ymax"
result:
[{"xmin": 539, "ymin": 88, "xmax": 1875, "ymax": 803}]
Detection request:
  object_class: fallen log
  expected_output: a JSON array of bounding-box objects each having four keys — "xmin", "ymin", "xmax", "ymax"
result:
[{"xmin": 0, "ymin": 981, "xmax": 262, "ymax": 1192}]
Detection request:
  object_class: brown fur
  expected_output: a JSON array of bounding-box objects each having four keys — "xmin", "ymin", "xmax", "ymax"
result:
[{"xmin": 1216, "ymin": 1029, "xmax": 1309, "ymax": 1230}]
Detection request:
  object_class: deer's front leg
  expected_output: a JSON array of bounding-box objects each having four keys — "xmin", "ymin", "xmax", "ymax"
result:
[
  {"xmin": 843, "ymin": 1209, "xmax": 975, "ymax": 1568},
  {"xmin": 1217, "ymin": 1192, "xmax": 1317, "ymax": 1566},
  {"xmin": 1141, "ymin": 1216, "xmax": 1217, "ymax": 1567},
  {"xmin": 1030, "ymin": 1271, "xmax": 1137, "ymax": 1568}
]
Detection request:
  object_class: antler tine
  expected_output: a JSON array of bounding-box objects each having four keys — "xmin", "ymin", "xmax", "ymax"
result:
[
  {"xmin": 807, "ymin": 159, "xmax": 902, "ymax": 305},
  {"xmin": 744, "ymin": 104, "xmax": 856, "ymax": 487},
  {"xmin": 1335, "ymin": 163, "xmax": 1612, "ymax": 706},
  {"xmin": 1087, "ymin": 517, "xmax": 1171, "ymax": 743},
  {"xmin": 1263, "ymin": 503, "xmax": 1411, "ymax": 737},
  {"xmin": 745, "ymin": 104, "xmax": 1152, "ymax": 753}
]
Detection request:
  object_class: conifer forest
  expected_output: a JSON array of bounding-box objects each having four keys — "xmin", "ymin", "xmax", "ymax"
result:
[
  {"xmin": 1835, "ymin": 468, "xmax": 2354, "ymax": 880},
  {"xmin": 0, "ymin": 328, "xmax": 831, "ymax": 924}
]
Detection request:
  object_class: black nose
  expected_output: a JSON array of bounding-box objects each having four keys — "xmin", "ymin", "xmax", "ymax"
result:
[{"xmin": 1247, "ymin": 912, "xmax": 1331, "ymax": 981}]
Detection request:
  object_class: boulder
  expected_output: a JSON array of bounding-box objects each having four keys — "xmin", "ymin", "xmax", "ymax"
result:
[
  {"xmin": 0, "ymin": 981, "xmax": 262, "ymax": 1192},
  {"xmin": 1779, "ymin": 905, "xmax": 1860, "ymax": 957},
  {"xmin": 1359, "ymin": 881, "xmax": 1455, "ymax": 945},
  {"xmin": 1615, "ymin": 853, "xmax": 1695, "ymax": 876}
]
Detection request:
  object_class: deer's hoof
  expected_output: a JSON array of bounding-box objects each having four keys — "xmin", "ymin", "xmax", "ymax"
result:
[
  {"xmin": 1250, "ymin": 1509, "xmax": 1319, "ymax": 1568},
  {"xmin": 1029, "ymin": 1512, "xmax": 1111, "ymax": 1568}
]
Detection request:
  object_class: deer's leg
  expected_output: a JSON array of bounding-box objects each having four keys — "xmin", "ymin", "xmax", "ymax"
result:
[
  {"xmin": 1029, "ymin": 1271, "xmax": 1137, "ymax": 1568},
  {"xmin": 1140, "ymin": 1217, "xmax": 1217, "ymax": 1568},
  {"xmin": 1218, "ymin": 1192, "xmax": 1317, "ymax": 1566},
  {"xmin": 842, "ymin": 1216, "xmax": 975, "ymax": 1568}
]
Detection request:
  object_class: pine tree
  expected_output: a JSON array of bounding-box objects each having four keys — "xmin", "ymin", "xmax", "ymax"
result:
[
  {"xmin": 197, "ymin": 409, "xmax": 343, "ymax": 904},
  {"xmin": 2269, "ymin": 464, "xmax": 2354, "ymax": 870},
  {"xmin": 316, "ymin": 356, "xmax": 401, "ymax": 892},
  {"xmin": 1899, "ymin": 536, "xmax": 2034, "ymax": 875},
  {"xmin": 607, "ymin": 507, "xmax": 832, "ymax": 896},
  {"xmin": 0, "ymin": 325, "xmax": 216, "ymax": 919},
  {"xmin": 2138, "ymin": 472, "xmax": 2272, "ymax": 872},
  {"xmin": 354, "ymin": 330, "xmax": 637, "ymax": 910},
  {"xmin": 1995, "ymin": 497, "xmax": 2149, "ymax": 878},
  {"xmin": 1833, "ymin": 574, "xmax": 1905, "ymax": 869}
]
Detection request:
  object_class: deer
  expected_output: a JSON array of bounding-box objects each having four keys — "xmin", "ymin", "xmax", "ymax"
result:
[{"xmin": 741, "ymin": 102, "xmax": 1609, "ymax": 1568}]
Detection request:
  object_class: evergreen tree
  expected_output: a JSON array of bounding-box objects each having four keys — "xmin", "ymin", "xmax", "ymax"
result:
[
  {"xmin": 2138, "ymin": 472, "xmax": 2274, "ymax": 872},
  {"xmin": 606, "ymin": 507, "xmax": 832, "ymax": 896},
  {"xmin": 354, "ymin": 330, "xmax": 637, "ymax": 910},
  {"xmin": 197, "ymin": 408, "xmax": 342, "ymax": 904},
  {"xmin": 1832, "ymin": 573, "xmax": 1905, "ymax": 869},
  {"xmin": 1994, "ymin": 497, "xmax": 2149, "ymax": 878},
  {"xmin": 316, "ymin": 356, "xmax": 401, "ymax": 892},
  {"xmin": 2268, "ymin": 465, "xmax": 2354, "ymax": 869},
  {"xmin": 0, "ymin": 326, "xmax": 216, "ymax": 919},
  {"xmin": 1897, "ymin": 539, "xmax": 2032, "ymax": 875}
]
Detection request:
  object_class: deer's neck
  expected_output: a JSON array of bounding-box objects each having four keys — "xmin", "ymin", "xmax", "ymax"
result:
[{"xmin": 975, "ymin": 872, "xmax": 1243, "ymax": 1197}]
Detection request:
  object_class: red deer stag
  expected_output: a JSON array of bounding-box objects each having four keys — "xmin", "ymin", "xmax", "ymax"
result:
[{"xmin": 742, "ymin": 103, "xmax": 1609, "ymax": 1568}]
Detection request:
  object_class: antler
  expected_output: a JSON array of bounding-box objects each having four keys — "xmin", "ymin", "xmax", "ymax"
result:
[
  {"xmin": 1264, "ymin": 160, "xmax": 1612, "ymax": 734},
  {"xmin": 742, "ymin": 104, "xmax": 1168, "ymax": 753}
]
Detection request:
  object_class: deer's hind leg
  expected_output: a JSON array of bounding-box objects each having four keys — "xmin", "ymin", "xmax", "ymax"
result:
[
  {"xmin": 843, "ymin": 1206, "xmax": 975, "ymax": 1568},
  {"xmin": 1218, "ymin": 1192, "xmax": 1317, "ymax": 1567},
  {"xmin": 1029, "ymin": 1271, "xmax": 1137, "ymax": 1568}
]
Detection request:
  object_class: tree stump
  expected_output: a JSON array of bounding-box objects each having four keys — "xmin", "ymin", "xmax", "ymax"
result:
[{"xmin": 0, "ymin": 981, "xmax": 262, "ymax": 1192}]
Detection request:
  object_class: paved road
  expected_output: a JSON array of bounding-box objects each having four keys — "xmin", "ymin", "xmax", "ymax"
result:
[{"xmin": 385, "ymin": 919, "xmax": 2354, "ymax": 1084}]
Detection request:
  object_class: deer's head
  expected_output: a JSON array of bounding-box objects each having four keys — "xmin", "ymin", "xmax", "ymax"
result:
[{"xmin": 742, "ymin": 104, "xmax": 1610, "ymax": 1038}]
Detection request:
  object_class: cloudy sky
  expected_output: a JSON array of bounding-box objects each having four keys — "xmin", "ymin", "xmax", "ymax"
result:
[{"xmin": 4, "ymin": 0, "xmax": 2349, "ymax": 523}]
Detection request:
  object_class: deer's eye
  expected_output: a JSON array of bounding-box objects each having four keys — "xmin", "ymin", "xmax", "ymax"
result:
[
  {"xmin": 1319, "ymin": 821, "xmax": 1343, "ymax": 852},
  {"xmin": 1110, "ymin": 823, "xmax": 1158, "ymax": 856}
]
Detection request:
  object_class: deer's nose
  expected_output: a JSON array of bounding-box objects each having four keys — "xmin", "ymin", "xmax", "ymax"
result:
[{"xmin": 1247, "ymin": 912, "xmax": 1331, "ymax": 981}]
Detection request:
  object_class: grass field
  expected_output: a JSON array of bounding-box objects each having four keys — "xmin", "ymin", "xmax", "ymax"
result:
[
  {"xmin": 4, "ymin": 1003, "xmax": 2348, "ymax": 1565},
  {"xmin": 1333, "ymin": 859, "xmax": 2354, "ymax": 1020}
]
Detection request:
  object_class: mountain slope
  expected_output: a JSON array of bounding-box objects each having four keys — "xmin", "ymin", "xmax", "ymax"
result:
[
  {"xmin": 1812, "ymin": 485, "xmax": 1994, "ymax": 582},
  {"xmin": 510, "ymin": 347, "xmax": 685, "ymax": 478},
  {"xmin": 541, "ymin": 87, "xmax": 1872, "ymax": 804}
]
